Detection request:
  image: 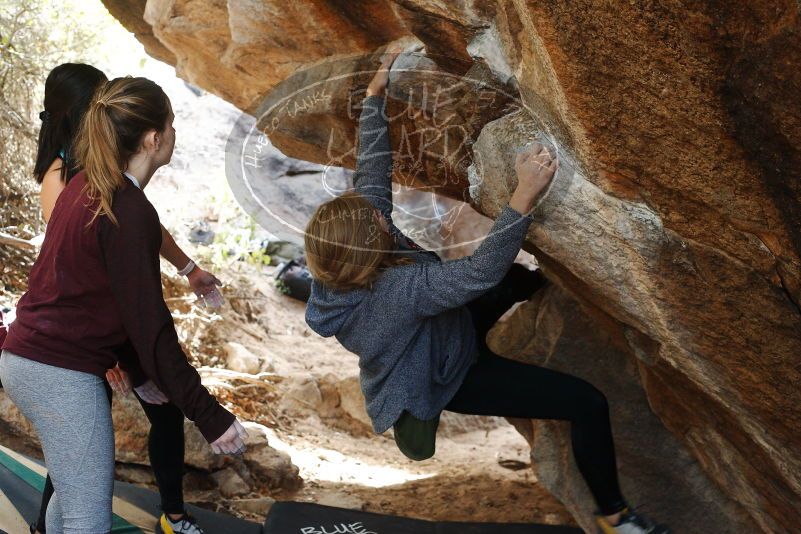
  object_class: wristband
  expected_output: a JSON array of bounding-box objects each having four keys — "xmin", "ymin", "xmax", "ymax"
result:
[{"xmin": 177, "ymin": 260, "xmax": 196, "ymax": 277}]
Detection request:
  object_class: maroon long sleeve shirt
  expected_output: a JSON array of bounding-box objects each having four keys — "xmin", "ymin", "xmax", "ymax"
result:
[{"xmin": 4, "ymin": 171, "xmax": 234, "ymax": 442}]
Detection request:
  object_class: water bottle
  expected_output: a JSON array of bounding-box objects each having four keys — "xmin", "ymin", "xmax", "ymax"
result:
[{"xmin": 198, "ymin": 286, "xmax": 225, "ymax": 309}]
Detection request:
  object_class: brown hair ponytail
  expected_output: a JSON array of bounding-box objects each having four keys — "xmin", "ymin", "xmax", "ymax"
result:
[{"xmin": 74, "ymin": 76, "xmax": 170, "ymax": 224}]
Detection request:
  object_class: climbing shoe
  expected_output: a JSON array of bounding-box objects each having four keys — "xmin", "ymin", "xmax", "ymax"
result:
[
  {"xmin": 156, "ymin": 512, "xmax": 205, "ymax": 534},
  {"xmin": 596, "ymin": 507, "xmax": 671, "ymax": 534}
]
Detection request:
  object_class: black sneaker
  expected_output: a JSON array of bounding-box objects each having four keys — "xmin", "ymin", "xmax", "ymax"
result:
[{"xmin": 596, "ymin": 507, "xmax": 671, "ymax": 534}]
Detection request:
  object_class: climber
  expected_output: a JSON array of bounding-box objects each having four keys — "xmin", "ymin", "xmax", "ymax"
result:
[
  {"xmin": 303, "ymin": 48, "xmax": 671, "ymax": 534},
  {"xmin": 14, "ymin": 62, "xmax": 218, "ymax": 534},
  {"xmin": 0, "ymin": 74, "xmax": 248, "ymax": 534}
]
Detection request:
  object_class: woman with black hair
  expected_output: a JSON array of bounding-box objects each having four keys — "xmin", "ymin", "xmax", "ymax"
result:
[{"xmin": 25, "ymin": 63, "xmax": 218, "ymax": 534}]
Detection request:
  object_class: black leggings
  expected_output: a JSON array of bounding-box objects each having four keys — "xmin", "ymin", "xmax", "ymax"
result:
[
  {"xmin": 444, "ymin": 265, "xmax": 627, "ymax": 516},
  {"xmin": 35, "ymin": 388, "xmax": 186, "ymax": 531}
]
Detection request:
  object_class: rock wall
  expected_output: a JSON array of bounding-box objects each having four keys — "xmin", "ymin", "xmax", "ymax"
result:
[{"xmin": 104, "ymin": 1, "xmax": 801, "ymax": 532}]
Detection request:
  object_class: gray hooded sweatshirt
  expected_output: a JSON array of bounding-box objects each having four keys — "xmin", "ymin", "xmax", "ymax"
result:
[{"xmin": 305, "ymin": 95, "xmax": 536, "ymax": 433}]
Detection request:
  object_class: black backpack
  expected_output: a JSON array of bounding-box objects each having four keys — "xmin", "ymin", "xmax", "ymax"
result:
[{"xmin": 274, "ymin": 257, "xmax": 313, "ymax": 302}]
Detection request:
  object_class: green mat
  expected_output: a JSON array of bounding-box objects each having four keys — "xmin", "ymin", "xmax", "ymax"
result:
[
  {"xmin": 0, "ymin": 446, "xmax": 140, "ymax": 533},
  {"xmin": 0, "ymin": 443, "xmax": 262, "ymax": 534}
]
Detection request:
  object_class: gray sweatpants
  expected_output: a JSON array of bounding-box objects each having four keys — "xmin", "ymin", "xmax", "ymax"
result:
[{"xmin": 0, "ymin": 350, "xmax": 114, "ymax": 534}]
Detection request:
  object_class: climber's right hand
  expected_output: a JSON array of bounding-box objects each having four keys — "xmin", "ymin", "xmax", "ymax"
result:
[
  {"xmin": 210, "ymin": 419, "xmax": 249, "ymax": 455},
  {"xmin": 510, "ymin": 141, "xmax": 559, "ymax": 215}
]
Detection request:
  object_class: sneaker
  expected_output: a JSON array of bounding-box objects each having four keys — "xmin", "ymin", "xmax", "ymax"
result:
[
  {"xmin": 596, "ymin": 507, "xmax": 671, "ymax": 534},
  {"xmin": 156, "ymin": 512, "xmax": 205, "ymax": 534}
]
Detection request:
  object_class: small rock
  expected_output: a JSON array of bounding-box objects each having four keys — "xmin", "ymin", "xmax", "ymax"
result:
[
  {"xmin": 231, "ymin": 496, "xmax": 276, "ymax": 515},
  {"xmin": 183, "ymin": 470, "xmax": 217, "ymax": 492},
  {"xmin": 223, "ymin": 342, "xmax": 262, "ymax": 375},
  {"xmin": 544, "ymin": 513, "xmax": 562, "ymax": 525},
  {"xmin": 497, "ymin": 458, "xmax": 530, "ymax": 471},
  {"xmin": 183, "ymin": 422, "xmax": 227, "ymax": 471},
  {"xmin": 244, "ymin": 444, "xmax": 301, "ymax": 490},
  {"xmin": 211, "ymin": 467, "xmax": 251, "ymax": 498},
  {"xmin": 188, "ymin": 220, "xmax": 215, "ymax": 245},
  {"xmin": 337, "ymin": 376, "xmax": 372, "ymax": 429},
  {"xmin": 317, "ymin": 373, "xmax": 342, "ymax": 418},
  {"xmin": 115, "ymin": 464, "xmax": 155, "ymax": 485},
  {"xmin": 241, "ymin": 422, "xmax": 270, "ymax": 448},
  {"xmin": 279, "ymin": 376, "xmax": 323, "ymax": 415}
]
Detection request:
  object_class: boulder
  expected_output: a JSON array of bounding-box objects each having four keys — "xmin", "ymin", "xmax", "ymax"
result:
[{"xmin": 488, "ymin": 285, "xmax": 757, "ymax": 533}]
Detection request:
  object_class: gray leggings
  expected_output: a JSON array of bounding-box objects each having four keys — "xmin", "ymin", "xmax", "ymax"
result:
[{"xmin": 0, "ymin": 350, "xmax": 114, "ymax": 534}]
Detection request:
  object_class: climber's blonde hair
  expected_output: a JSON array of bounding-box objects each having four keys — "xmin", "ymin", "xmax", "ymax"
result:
[
  {"xmin": 74, "ymin": 76, "xmax": 170, "ymax": 225},
  {"xmin": 305, "ymin": 192, "xmax": 413, "ymax": 290}
]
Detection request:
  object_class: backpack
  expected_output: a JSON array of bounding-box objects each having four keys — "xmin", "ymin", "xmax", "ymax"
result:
[{"xmin": 274, "ymin": 258, "xmax": 313, "ymax": 302}]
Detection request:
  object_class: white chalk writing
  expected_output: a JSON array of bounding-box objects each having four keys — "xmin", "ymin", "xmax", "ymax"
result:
[{"xmin": 299, "ymin": 521, "xmax": 377, "ymax": 534}]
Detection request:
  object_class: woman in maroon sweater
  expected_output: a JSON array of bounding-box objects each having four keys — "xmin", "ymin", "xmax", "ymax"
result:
[
  {"xmin": 22, "ymin": 62, "xmax": 219, "ymax": 534},
  {"xmin": 1, "ymin": 76, "xmax": 246, "ymax": 534}
]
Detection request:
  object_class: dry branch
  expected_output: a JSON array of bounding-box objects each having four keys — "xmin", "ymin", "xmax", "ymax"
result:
[{"xmin": 0, "ymin": 231, "xmax": 36, "ymax": 250}]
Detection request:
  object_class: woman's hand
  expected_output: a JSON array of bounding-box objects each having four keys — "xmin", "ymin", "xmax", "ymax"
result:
[
  {"xmin": 187, "ymin": 267, "xmax": 223, "ymax": 304},
  {"xmin": 366, "ymin": 46, "xmax": 403, "ymax": 97},
  {"xmin": 106, "ymin": 365, "xmax": 132, "ymax": 396},
  {"xmin": 210, "ymin": 419, "xmax": 249, "ymax": 455},
  {"xmin": 510, "ymin": 141, "xmax": 559, "ymax": 215},
  {"xmin": 134, "ymin": 380, "xmax": 169, "ymax": 405}
]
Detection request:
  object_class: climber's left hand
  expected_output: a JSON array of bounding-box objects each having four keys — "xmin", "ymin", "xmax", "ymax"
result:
[{"xmin": 367, "ymin": 45, "xmax": 402, "ymax": 97}]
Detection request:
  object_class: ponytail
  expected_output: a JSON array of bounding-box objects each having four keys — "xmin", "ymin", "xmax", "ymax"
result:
[
  {"xmin": 76, "ymin": 95, "xmax": 125, "ymax": 225},
  {"xmin": 74, "ymin": 76, "xmax": 170, "ymax": 225}
]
